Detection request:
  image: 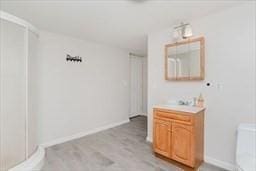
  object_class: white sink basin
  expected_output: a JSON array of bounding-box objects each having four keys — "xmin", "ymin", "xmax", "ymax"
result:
[{"xmin": 154, "ymin": 104, "xmax": 205, "ymax": 114}]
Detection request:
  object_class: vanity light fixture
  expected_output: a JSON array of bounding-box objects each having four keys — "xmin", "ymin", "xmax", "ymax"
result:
[{"xmin": 173, "ymin": 22, "xmax": 193, "ymax": 40}]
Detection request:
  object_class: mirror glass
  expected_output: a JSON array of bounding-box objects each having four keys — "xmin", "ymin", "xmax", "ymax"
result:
[{"xmin": 165, "ymin": 37, "xmax": 204, "ymax": 80}]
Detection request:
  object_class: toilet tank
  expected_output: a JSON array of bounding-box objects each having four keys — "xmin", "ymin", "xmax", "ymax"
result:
[{"xmin": 236, "ymin": 124, "xmax": 256, "ymax": 156}]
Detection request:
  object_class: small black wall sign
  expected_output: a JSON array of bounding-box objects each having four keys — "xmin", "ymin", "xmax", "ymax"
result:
[{"xmin": 66, "ymin": 54, "xmax": 82, "ymax": 62}]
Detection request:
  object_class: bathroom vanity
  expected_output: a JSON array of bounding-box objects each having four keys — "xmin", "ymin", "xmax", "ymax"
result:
[{"xmin": 153, "ymin": 105, "xmax": 205, "ymax": 168}]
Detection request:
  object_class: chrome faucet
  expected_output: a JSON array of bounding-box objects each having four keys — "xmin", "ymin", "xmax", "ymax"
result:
[{"xmin": 178, "ymin": 100, "xmax": 192, "ymax": 106}]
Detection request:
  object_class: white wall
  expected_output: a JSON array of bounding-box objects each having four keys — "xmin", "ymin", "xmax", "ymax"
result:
[
  {"xmin": 37, "ymin": 31, "xmax": 130, "ymax": 144},
  {"xmin": 147, "ymin": 3, "xmax": 255, "ymax": 170}
]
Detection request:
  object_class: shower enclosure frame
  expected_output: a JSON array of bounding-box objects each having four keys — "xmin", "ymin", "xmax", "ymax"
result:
[{"xmin": 0, "ymin": 10, "xmax": 44, "ymax": 171}]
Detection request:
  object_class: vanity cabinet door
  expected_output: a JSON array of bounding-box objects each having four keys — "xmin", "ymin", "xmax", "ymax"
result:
[
  {"xmin": 171, "ymin": 123, "xmax": 194, "ymax": 167},
  {"xmin": 153, "ymin": 119, "xmax": 171, "ymax": 158}
]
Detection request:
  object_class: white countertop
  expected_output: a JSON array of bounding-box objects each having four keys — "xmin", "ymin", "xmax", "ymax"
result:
[{"xmin": 154, "ymin": 104, "xmax": 205, "ymax": 114}]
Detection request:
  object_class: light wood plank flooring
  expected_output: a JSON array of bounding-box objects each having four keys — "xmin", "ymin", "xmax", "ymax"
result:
[{"xmin": 42, "ymin": 116, "xmax": 227, "ymax": 171}]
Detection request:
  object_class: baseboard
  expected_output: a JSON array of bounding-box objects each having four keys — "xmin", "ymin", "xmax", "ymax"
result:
[
  {"xmin": 41, "ymin": 119, "xmax": 130, "ymax": 148},
  {"xmin": 204, "ymin": 156, "xmax": 235, "ymax": 171},
  {"xmin": 129, "ymin": 114, "xmax": 147, "ymax": 119},
  {"xmin": 129, "ymin": 114, "xmax": 147, "ymax": 120},
  {"xmin": 8, "ymin": 146, "xmax": 45, "ymax": 171},
  {"xmin": 146, "ymin": 136, "xmax": 152, "ymax": 143}
]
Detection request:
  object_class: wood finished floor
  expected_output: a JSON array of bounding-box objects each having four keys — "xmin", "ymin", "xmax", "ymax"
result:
[{"xmin": 42, "ymin": 116, "xmax": 227, "ymax": 171}]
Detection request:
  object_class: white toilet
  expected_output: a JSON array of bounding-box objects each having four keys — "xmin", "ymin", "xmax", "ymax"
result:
[{"xmin": 236, "ymin": 123, "xmax": 256, "ymax": 171}]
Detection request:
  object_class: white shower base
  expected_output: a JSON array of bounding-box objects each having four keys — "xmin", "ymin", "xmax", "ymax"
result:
[{"xmin": 9, "ymin": 147, "xmax": 45, "ymax": 171}]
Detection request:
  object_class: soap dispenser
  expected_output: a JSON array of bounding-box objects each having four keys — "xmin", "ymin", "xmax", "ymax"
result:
[{"xmin": 197, "ymin": 93, "xmax": 204, "ymax": 107}]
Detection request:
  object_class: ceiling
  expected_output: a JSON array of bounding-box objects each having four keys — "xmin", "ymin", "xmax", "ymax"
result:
[{"xmin": 0, "ymin": 0, "xmax": 245, "ymax": 55}]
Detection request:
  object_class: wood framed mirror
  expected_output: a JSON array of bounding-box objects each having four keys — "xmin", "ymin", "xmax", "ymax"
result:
[{"xmin": 165, "ymin": 37, "xmax": 205, "ymax": 81}]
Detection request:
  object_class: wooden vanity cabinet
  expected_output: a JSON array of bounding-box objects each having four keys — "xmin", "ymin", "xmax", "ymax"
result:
[
  {"xmin": 153, "ymin": 119, "xmax": 171, "ymax": 158},
  {"xmin": 153, "ymin": 108, "xmax": 204, "ymax": 168}
]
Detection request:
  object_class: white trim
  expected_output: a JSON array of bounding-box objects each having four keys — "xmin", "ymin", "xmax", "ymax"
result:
[
  {"xmin": 8, "ymin": 146, "xmax": 45, "ymax": 171},
  {"xmin": 0, "ymin": 11, "xmax": 39, "ymax": 35},
  {"xmin": 41, "ymin": 119, "xmax": 130, "ymax": 147},
  {"xmin": 129, "ymin": 114, "xmax": 147, "ymax": 118},
  {"xmin": 146, "ymin": 136, "xmax": 152, "ymax": 143},
  {"xmin": 204, "ymin": 156, "xmax": 236, "ymax": 171}
]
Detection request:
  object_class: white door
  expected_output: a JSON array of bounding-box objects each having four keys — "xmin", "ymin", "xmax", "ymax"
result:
[{"xmin": 130, "ymin": 55, "xmax": 143, "ymax": 117}]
